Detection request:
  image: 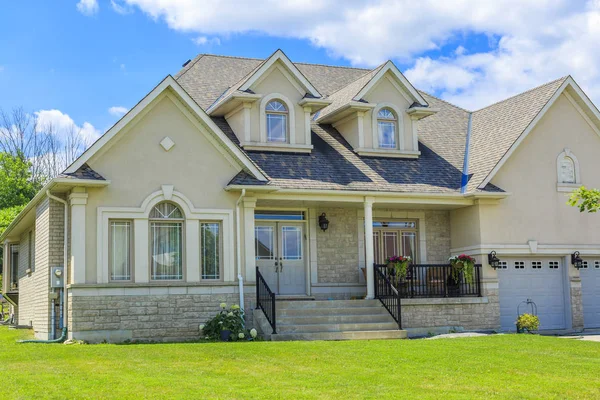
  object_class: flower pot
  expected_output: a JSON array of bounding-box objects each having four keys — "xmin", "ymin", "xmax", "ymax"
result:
[{"xmin": 220, "ymin": 329, "xmax": 231, "ymax": 342}]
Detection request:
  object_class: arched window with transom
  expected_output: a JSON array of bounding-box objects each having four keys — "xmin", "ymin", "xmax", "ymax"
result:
[
  {"xmin": 265, "ymin": 100, "xmax": 288, "ymax": 143},
  {"xmin": 377, "ymin": 108, "xmax": 397, "ymax": 149},
  {"xmin": 150, "ymin": 202, "xmax": 184, "ymax": 280}
]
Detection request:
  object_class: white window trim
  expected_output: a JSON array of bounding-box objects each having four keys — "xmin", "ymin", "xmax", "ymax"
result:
[
  {"xmin": 97, "ymin": 185, "xmax": 234, "ymax": 284},
  {"xmin": 371, "ymin": 102, "xmax": 404, "ymax": 151},
  {"xmin": 258, "ymin": 93, "xmax": 296, "ymax": 145},
  {"xmin": 556, "ymin": 148, "xmax": 581, "ymax": 192}
]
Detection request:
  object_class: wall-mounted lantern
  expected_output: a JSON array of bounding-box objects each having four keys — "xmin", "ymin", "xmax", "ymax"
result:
[
  {"xmin": 571, "ymin": 251, "xmax": 583, "ymax": 269},
  {"xmin": 488, "ymin": 251, "xmax": 501, "ymax": 269},
  {"xmin": 318, "ymin": 213, "xmax": 329, "ymax": 232}
]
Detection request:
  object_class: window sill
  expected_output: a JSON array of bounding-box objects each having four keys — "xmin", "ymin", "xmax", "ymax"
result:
[
  {"xmin": 557, "ymin": 183, "xmax": 581, "ymax": 192},
  {"xmin": 355, "ymin": 148, "xmax": 420, "ymax": 159},
  {"xmin": 240, "ymin": 142, "xmax": 313, "ymax": 153}
]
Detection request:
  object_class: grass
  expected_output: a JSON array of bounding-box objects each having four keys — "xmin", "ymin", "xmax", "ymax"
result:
[{"xmin": 1, "ymin": 327, "xmax": 599, "ymax": 399}]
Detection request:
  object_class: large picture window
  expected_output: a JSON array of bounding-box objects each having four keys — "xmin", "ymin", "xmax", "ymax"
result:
[
  {"xmin": 110, "ymin": 220, "xmax": 132, "ymax": 281},
  {"xmin": 201, "ymin": 222, "xmax": 221, "ymax": 280},
  {"xmin": 373, "ymin": 221, "xmax": 417, "ymax": 264},
  {"xmin": 150, "ymin": 202, "xmax": 184, "ymax": 280}
]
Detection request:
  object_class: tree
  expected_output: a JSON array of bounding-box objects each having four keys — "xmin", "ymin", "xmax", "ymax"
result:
[
  {"xmin": 0, "ymin": 152, "xmax": 40, "ymax": 209},
  {"xmin": 568, "ymin": 186, "xmax": 600, "ymax": 213}
]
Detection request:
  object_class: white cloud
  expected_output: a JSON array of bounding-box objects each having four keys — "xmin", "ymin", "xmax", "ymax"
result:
[
  {"xmin": 108, "ymin": 106, "xmax": 128, "ymax": 117},
  {"xmin": 111, "ymin": 0, "xmax": 133, "ymax": 15},
  {"xmin": 115, "ymin": 0, "xmax": 600, "ymax": 109},
  {"xmin": 76, "ymin": 0, "xmax": 99, "ymax": 16},
  {"xmin": 35, "ymin": 109, "xmax": 101, "ymax": 143},
  {"xmin": 193, "ymin": 36, "xmax": 221, "ymax": 46}
]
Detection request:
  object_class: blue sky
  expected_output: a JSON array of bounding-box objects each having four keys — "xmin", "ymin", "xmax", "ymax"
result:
[{"xmin": 1, "ymin": 0, "xmax": 599, "ymax": 140}]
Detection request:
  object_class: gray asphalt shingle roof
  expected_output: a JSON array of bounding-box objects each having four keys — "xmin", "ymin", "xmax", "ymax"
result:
[{"xmin": 175, "ymin": 53, "xmax": 569, "ymax": 195}]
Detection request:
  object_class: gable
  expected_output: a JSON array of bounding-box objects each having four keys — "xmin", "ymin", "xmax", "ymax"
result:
[
  {"xmin": 363, "ymin": 72, "xmax": 413, "ymax": 108},
  {"xmin": 252, "ymin": 63, "xmax": 305, "ymax": 100},
  {"xmin": 491, "ymin": 92, "xmax": 600, "ymax": 190},
  {"xmin": 88, "ymin": 94, "xmax": 242, "ymax": 209},
  {"xmin": 64, "ymin": 76, "xmax": 266, "ymax": 182},
  {"xmin": 239, "ymin": 49, "xmax": 321, "ymax": 98},
  {"xmin": 355, "ymin": 61, "xmax": 428, "ymax": 106}
]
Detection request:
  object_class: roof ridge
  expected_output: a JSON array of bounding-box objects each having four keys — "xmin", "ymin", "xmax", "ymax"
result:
[
  {"xmin": 473, "ymin": 76, "xmax": 569, "ymax": 113},
  {"xmin": 324, "ymin": 62, "xmax": 385, "ymax": 99},
  {"xmin": 418, "ymin": 90, "xmax": 471, "ymax": 113},
  {"xmin": 181, "ymin": 52, "xmax": 371, "ymax": 72}
]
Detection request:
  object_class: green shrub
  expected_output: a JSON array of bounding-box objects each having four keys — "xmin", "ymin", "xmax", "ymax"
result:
[
  {"xmin": 200, "ymin": 303, "xmax": 257, "ymax": 341},
  {"xmin": 516, "ymin": 313, "xmax": 540, "ymax": 333}
]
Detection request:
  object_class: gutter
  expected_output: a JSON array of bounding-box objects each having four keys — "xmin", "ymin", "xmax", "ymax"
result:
[{"xmin": 460, "ymin": 113, "xmax": 473, "ymax": 194}]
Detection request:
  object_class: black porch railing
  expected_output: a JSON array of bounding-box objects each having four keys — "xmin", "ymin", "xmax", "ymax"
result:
[
  {"xmin": 374, "ymin": 264, "xmax": 402, "ymax": 330},
  {"xmin": 375, "ymin": 263, "xmax": 482, "ymax": 298},
  {"xmin": 255, "ymin": 267, "xmax": 277, "ymax": 334}
]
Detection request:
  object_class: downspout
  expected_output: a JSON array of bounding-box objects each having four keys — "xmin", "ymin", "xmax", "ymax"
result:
[
  {"xmin": 460, "ymin": 113, "xmax": 473, "ymax": 194},
  {"xmin": 236, "ymin": 189, "xmax": 246, "ymax": 313},
  {"xmin": 20, "ymin": 191, "xmax": 69, "ymax": 343}
]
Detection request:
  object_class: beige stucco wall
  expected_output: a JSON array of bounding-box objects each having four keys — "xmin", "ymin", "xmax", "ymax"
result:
[
  {"xmin": 334, "ymin": 116, "xmax": 361, "ymax": 150},
  {"xmin": 84, "ymin": 93, "xmax": 241, "ymax": 283},
  {"xmin": 482, "ymin": 93, "xmax": 600, "ymax": 245}
]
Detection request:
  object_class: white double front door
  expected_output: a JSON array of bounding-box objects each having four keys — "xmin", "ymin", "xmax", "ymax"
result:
[{"xmin": 255, "ymin": 221, "xmax": 306, "ymax": 295}]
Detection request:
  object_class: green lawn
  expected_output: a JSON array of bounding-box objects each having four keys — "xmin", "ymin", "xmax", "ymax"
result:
[{"xmin": 1, "ymin": 327, "xmax": 599, "ymax": 399}]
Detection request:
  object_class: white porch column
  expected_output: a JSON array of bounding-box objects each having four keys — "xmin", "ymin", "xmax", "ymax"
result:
[
  {"xmin": 69, "ymin": 188, "xmax": 88, "ymax": 284},
  {"xmin": 364, "ymin": 196, "xmax": 375, "ymax": 299},
  {"xmin": 243, "ymin": 197, "xmax": 257, "ymax": 281}
]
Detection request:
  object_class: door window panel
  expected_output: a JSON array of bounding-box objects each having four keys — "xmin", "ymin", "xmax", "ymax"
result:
[
  {"xmin": 255, "ymin": 226, "xmax": 275, "ymax": 260},
  {"xmin": 282, "ymin": 226, "xmax": 302, "ymax": 260},
  {"xmin": 402, "ymin": 232, "xmax": 416, "ymax": 261}
]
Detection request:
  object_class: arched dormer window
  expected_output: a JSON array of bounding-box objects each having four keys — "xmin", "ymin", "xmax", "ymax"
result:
[
  {"xmin": 265, "ymin": 100, "xmax": 288, "ymax": 143},
  {"xmin": 377, "ymin": 108, "xmax": 397, "ymax": 149},
  {"xmin": 150, "ymin": 202, "xmax": 184, "ymax": 280},
  {"xmin": 556, "ymin": 148, "xmax": 581, "ymax": 190}
]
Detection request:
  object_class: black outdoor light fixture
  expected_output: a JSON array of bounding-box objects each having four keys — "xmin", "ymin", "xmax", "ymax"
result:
[
  {"xmin": 488, "ymin": 250, "xmax": 501, "ymax": 269},
  {"xmin": 318, "ymin": 213, "xmax": 329, "ymax": 231},
  {"xmin": 571, "ymin": 251, "xmax": 583, "ymax": 269}
]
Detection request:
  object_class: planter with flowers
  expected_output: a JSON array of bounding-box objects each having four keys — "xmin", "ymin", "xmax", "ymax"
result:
[
  {"xmin": 448, "ymin": 254, "xmax": 476, "ymax": 285},
  {"xmin": 386, "ymin": 255, "xmax": 411, "ymax": 285},
  {"xmin": 199, "ymin": 303, "xmax": 258, "ymax": 342}
]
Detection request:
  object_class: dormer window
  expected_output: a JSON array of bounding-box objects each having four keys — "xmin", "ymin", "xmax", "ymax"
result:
[
  {"xmin": 377, "ymin": 108, "xmax": 397, "ymax": 149},
  {"xmin": 266, "ymin": 100, "xmax": 288, "ymax": 143}
]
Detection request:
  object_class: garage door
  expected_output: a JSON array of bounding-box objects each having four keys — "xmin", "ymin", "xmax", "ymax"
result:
[
  {"xmin": 498, "ymin": 258, "xmax": 567, "ymax": 331},
  {"xmin": 581, "ymin": 260, "xmax": 600, "ymax": 329}
]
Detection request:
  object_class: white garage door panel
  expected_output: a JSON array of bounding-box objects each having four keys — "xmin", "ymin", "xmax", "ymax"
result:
[
  {"xmin": 499, "ymin": 259, "xmax": 566, "ymax": 331},
  {"xmin": 581, "ymin": 260, "xmax": 600, "ymax": 329}
]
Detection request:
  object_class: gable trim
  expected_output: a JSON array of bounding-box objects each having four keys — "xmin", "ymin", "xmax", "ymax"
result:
[
  {"xmin": 477, "ymin": 78, "xmax": 571, "ymax": 189},
  {"xmin": 64, "ymin": 76, "xmax": 267, "ymax": 182},
  {"xmin": 251, "ymin": 62, "xmax": 305, "ymax": 96},
  {"xmin": 354, "ymin": 61, "xmax": 428, "ymax": 106},
  {"xmin": 239, "ymin": 50, "xmax": 321, "ymax": 98}
]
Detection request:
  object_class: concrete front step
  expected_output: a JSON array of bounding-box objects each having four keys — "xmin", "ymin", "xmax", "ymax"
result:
[
  {"xmin": 277, "ymin": 321, "xmax": 399, "ymax": 334},
  {"xmin": 277, "ymin": 306, "xmax": 389, "ymax": 317},
  {"xmin": 277, "ymin": 299, "xmax": 381, "ymax": 309},
  {"xmin": 278, "ymin": 313, "xmax": 394, "ymax": 325},
  {"xmin": 271, "ymin": 330, "xmax": 408, "ymax": 341}
]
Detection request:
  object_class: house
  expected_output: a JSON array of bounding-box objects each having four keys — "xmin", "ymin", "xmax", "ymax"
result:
[{"xmin": 2, "ymin": 49, "xmax": 600, "ymax": 342}]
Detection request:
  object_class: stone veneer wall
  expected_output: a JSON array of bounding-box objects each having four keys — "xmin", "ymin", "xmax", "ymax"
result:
[
  {"xmin": 569, "ymin": 280, "xmax": 584, "ymax": 329},
  {"xmin": 402, "ymin": 287, "xmax": 500, "ymax": 331},
  {"xmin": 68, "ymin": 289, "xmax": 256, "ymax": 343},
  {"xmin": 316, "ymin": 208, "xmax": 360, "ymax": 284},
  {"xmin": 17, "ymin": 197, "xmax": 65, "ymax": 339},
  {"xmin": 424, "ymin": 211, "xmax": 451, "ymax": 263}
]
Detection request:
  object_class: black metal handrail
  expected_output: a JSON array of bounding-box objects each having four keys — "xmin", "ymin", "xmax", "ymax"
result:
[
  {"xmin": 375, "ymin": 263, "xmax": 483, "ymax": 298},
  {"xmin": 374, "ymin": 264, "xmax": 402, "ymax": 330},
  {"xmin": 255, "ymin": 267, "xmax": 277, "ymax": 334}
]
